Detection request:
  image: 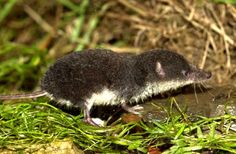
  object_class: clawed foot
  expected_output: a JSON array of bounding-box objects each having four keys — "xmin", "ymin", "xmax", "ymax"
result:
[
  {"xmin": 84, "ymin": 117, "xmax": 98, "ymax": 126},
  {"xmin": 84, "ymin": 102, "xmax": 104, "ymax": 126},
  {"xmin": 122, "ymin": 104, "xmax": 144, "ymax": 114},
  {"xmin": 84, "ymin": 117, "xmax": 105, "ymax": 127}
]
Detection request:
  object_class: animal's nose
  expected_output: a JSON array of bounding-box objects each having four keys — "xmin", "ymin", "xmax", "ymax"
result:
[{"xmin": 206, "ymin": 72, "xmax": 212, "ymax": 79}]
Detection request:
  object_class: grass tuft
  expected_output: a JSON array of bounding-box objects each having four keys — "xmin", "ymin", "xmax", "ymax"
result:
[{"xmin": 0, "ymin": 101, "xmax": 236, "ymax": 153}]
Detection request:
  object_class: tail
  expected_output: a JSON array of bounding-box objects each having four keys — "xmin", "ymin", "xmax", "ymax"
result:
[{"xmin": 0, "ymin": 91, "xmax": 47, "ymax": 100}]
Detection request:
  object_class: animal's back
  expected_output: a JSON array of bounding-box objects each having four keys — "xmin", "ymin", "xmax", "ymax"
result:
[{"xmin": 41, "ymin": 49, "xmax": 134, "ymax": 107}]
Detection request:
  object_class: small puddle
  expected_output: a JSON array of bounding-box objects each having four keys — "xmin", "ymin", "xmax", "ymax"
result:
[{"xmin": 140, "ymin": 85, "xmax": 236, "ymax": 122}]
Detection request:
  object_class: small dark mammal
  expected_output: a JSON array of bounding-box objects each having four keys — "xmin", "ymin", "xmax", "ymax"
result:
[{"xmin": 0, "ymin": 49, "xmax": 211, "ymax": 125}]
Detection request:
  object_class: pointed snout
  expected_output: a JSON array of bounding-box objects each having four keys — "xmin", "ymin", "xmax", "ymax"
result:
[
  {"xmin": 188, "ymin": 64, "xmax": 212, "ymax": 82},
  {"xmin": 193, "ymin": 69, "xmax": 212, "ymax": 81}
]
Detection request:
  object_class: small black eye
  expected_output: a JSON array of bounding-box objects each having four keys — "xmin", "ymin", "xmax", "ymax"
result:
[{"xmin": 182, "ymin": 70, "xmax": 188, "ymax": 77}]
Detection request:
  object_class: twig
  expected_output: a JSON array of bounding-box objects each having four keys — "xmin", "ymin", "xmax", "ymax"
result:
[
  {"xmin": 117, "ymin": 0, "xmax": 148, "ymax": 17},
  {"xmin": 208, "ymin": 33, "xmax": 217, "ymax": 53},
  {"xmin": 209, "ymin": 6, "xmax": 231, "ymax": 68},
  {"xmin": 134, "ymin": 29, "xmax": 147, "ymax": 47},
  {"xmin": 200, "ymin": 33, "xmax": 210, "ymax": 69},
  {"xmin": 24, "ymin": 5, "xmax": 54, "ymax": 34},
  {"xmin": 167, "ymin": 1, "xmax": 234, "ymax": 46}
]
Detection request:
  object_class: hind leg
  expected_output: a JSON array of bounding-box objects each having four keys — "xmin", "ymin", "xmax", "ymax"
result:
[
  {"xmin": 83, "ymin": 100, "xmax": 106, "ymax": 126},
  {"xmin": 84, "ymin": 101, "xmax": 97, "ymax": 125}
]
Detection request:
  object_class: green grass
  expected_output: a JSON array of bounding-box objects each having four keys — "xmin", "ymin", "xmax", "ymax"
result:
[
  {"xmin": 0, "ymin": 0, "xmax": 17, "ymax": 24},
  {"xmin": 0, "ymin": 100, "xmax": 236, "ymax": 153},
  {"xmin": 0, "ymin": 43, "xmax": 47, "ymax": 92},
  {"xmin": 213, "ymin": 0, "xmax": 236, "ymax": 4},
  {"xmin": 57, "ymin": 0, "xmax": 110, "ymax": 50}
]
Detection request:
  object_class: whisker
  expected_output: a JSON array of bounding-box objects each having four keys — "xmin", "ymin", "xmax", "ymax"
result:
[
  {"xmin": 198, "ymin": 82, "xmax": 205, "ymax": 93},
  {"xmin": 193, "ymin": 83, "xmax": 199, "ymax": 104},
  {"xmin": 200, "ymin": 82, "xmax": 207, "ymax": 88},
  {"xmin": 200, "ymin": 82, "xmax": 215, "ymax": 97}
]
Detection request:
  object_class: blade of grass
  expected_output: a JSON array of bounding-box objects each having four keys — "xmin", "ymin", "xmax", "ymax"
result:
[{"xmin": 0, "ymin": 0, "xmax": 17, "ymax": 24}]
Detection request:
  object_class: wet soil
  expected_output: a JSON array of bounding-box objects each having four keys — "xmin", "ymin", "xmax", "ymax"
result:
[{"xmin": 141, "ymin": 85, "xmax": 236, "ymax": 122}]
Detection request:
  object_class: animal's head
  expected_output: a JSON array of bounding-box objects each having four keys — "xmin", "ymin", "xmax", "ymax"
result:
[
  {"xmin": 140, "ymin": 50, "xmax": 211, "ymax": 92},
  {"xmin": 155, "ymin": 50, "xmax": 211, "ymax": 83}
]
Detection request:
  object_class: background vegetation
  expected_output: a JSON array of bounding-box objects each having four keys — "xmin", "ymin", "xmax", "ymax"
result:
[{"xmin": 0, "ymin": 0, "xmax": 236, "ymax": 153}]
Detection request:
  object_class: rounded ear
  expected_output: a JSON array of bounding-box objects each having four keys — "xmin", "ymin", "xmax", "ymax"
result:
[{"xmin": 156, "ymin": 62, "xmax": 165, "ymax": 77}]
